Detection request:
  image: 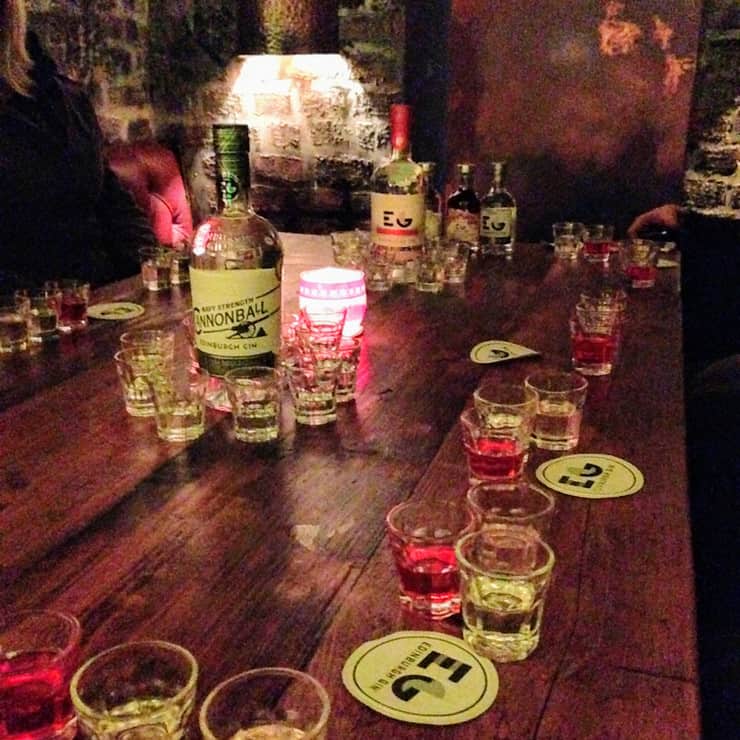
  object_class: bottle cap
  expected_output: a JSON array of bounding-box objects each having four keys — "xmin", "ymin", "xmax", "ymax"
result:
[
  {"xmin": 390, "ymin": 104, "xmax": 411, "ymax": 150},
  {"xmin": 458, "ymin": 162, "xmax": 475, "ymax": 175},
  {"xmin": 213, "ymin": 124, "xmax": 250, "ymax": 154}
]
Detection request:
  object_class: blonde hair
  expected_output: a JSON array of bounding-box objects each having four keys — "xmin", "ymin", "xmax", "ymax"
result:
[{"xmin": 1, "ymin": 0, "xmax": 33, "ymax": 96}]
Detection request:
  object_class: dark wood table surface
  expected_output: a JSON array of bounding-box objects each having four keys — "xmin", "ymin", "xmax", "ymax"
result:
[{"xmin": 0, "ymin": 235, "xmax": 699, "ymax": 738}]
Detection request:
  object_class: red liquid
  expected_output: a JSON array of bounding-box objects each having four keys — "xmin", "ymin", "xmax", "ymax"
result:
[
  {"xmin": 393, "ymin": 544, "xmax": 459, "ymax": 601},
  {"xmin": 59, "ymin": 298, "xmax": 87, "ymax": 324},
  {"xmin": 572, "ymin": 332, "xmax": 617, "ymax": 365},
  {"xmin": 627, "ymin": 264, "xmax": 656, "ymax": 286},
  {"xmin": 0, "ymin": 650, "xmax": 75, "ymax": 739},
  {"xmin": 464, "ymin": 437, "xmax": 526, "ymax": 481},
  {"xmin": 582, "ymin": 240, "xmax": 610, "ymax": 260}
]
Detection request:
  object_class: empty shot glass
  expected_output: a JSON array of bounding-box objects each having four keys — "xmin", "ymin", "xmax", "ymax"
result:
[
  {"xmin": 524, "ymin": 370, "xmax": 588, "ymax": 451},
  {"xmin": 415, "ymin": 244, "xmax": 445, "ymax": 293},
  {"xmin": 199, "ymin": 668, "xmax": 331, "ymax": 740},
  {"xmin": 0, "ymin": 609, "xmax": 82, "ymax": 740},
  {"xmin": 621, "ymin": 238, "xmax": 659, "ymax": 288},
  {"xmin": 386, "ymin": 498, "xmax": 476, "ymax": 620},
  {"xmin": 28, "ymin": 291, "xmax": 59, "ymax": 342},
  {"xmin": 223, "ymin": 365, "xmax": 281, "ymax": 443},
  {"xmin": 115, "ymin": 347, "xmax": 173, "ymax": 417},
  {"xmin": 335, "ymin": 336, "xmax": 362, "ymax": 403},
  {"xmin": 363, "ymin": 243, "xmax": 394, "ymax": 292},
  {"xmin": 456, "ymin": 528, "xmax": 556, "ymax": 662},
  {"xmin": 149, "ymin": 363, "xmax": 210, "ymax": 442},
  {"xmin": 70, "ymin": 641, "xmax": 198, "ymax": 740},
  {"xmin": 0, "ymin": 295, "xmax": 29, "ymax": 353},
  {"xmin": 466, "ymin": 480, "xmax": 556, "ymax": 538},
  {"xmin": 440, "ymin": 238, "xmax": 470, "ymax": 283},
  {"xmin": 139, "ymin": 246, "xmax": 173, "ymax": 291}
]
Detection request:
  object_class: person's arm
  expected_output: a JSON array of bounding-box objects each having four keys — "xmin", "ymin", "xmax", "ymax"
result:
[{"xmin": 627, "ymin": 204, "xmax": 682, "ymax": 237}]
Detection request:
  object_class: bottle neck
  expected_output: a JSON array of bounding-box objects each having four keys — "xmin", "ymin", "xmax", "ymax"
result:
[
  {"xmin": 459, "ymin": 172, "xmax": 475, "ymax": 190},
  {"xmin": 216, "ymin": 154, "xmax": 252, "ymax": 215}
]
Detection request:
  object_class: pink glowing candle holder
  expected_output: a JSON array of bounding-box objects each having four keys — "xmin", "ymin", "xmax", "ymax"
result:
[{"xmin": 298, "ymin": 267, "xmax": 366, "ymax": 337}]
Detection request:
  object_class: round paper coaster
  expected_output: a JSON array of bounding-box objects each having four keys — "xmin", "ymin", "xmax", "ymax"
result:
[
  {"xmin": 470, "ymin": 340, "xmax": 539, "ymax": 364},
  {"xmin": 88, "ymin": 302, "xmax": 145, "ymax": 320},
  {"xmin": 535, "ymin": 453, "xmax": 644, "ymax": 499},
  {"xmin": 342, "ymin": 631, "xmax": 498, "ymax": 726}
]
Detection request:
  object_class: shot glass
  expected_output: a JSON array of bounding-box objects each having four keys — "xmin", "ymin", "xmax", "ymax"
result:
[
  {"xmin": 295, "ymin": 308, "xmax": 346, "ymax": 354},
  {"xmin": 170, "ymin": 252, "xmax": 191, "ymax": 286},
  {"xmin": 414, "ymin": 245, "xmax": 445, "ymax": 293},
  {"xmin": 120, "ymin": 329, "xmax": 176, "ymax": 363},
  {"xmin": 570, "ymin": 301, "xmax": 622, "ymax": 376},
  {"xmin": 139, "ymin": 246, "xmax": 173, "ymax": 291},
  {"xmin": 0, "ymin": 296, "xmax": 29, "ymax": 353},
  {"xmin": 58, "ymin": 280, "xmax": 90, "ymax": 333},
  {"xmin": 70, "ymin": 640, "xmax": 198, "ymax": 740},
  {"xmin": 199, "ymin": 668, "xmax": 331, "ymax": 740},
  {"xmin": 581, "ymin": 224, "xmax": 614, "ymax": 264},
  {"xmin": 524, "ymin": 370, "xmax": 588, "ymax": 451},
  {"xmin": 466, "ymin": 480, "xmax": 556, "ymax": 538},
  {"xmin": 115, "ymin": 347, "xmax": 173, "ymax": 417},
  {"xmin": 335, "ymin": 336, "xmax": 362, "ymax": 403},
  {"xmin": 386, "ymin": 498, "xmax": 476, "ymax": 619},
  {"xmin": 621, "ymin": 238, "xmax": 659, "ymax": 288},
  {"xmin": 0, "ymin": 609, "xmax": 81, "ymax": 740},
  {"xmin": 287, "ymin": 360, "xmax": 339, "ymax": 426},
  {"xmin": 42, "ymin": 280, "xmax": 63, "ymax": 317},
  {"xmin": 552, "ymin": 222, "xmax": 583, "ymax": 260},
  {"xmin": 331, "ymin": 230, "xmax": 366, "ymax": 268},
  {"xmin": 148, "ymin": 363, "xmax": 210, "ymax": 442},
  {"xmin": 28, "ymin": 291, "xmax": 59, "ymax": 342},
  {"xmin": 456, "ymin": 528, "xmax": 556, "ymax": 662},
  {"xmin": 223, "ymin": 365, "xmax": 281, "ymax": 443},
  {"xmin": 440, "ymin": 238, "xmax": 470, "ymax": 283},
  {"xmin": 363, "ymin": 243, "xmax": 394, "ymax": 292}
]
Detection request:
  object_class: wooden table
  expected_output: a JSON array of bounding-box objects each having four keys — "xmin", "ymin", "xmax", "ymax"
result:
[{"xmin": 0, "ymin": 235, "xmax": 699, "ymax": 738}]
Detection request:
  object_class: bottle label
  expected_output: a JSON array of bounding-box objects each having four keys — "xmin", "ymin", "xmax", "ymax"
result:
[
  {"xmin": 446, "ymin": 210, "xmax": 480, "ymax": 244},
  {"xmin": 189, "ymin": 267, "xmax": 280, "ymax": 376},
  {"xmin": 481, "ymin": 207, "xmax": 515, "ymax": 238},
  {"xmin": 424, "ymin": 210, "xmax": 442, "ymax": 239},
  {"xmin": 371, "ymin": 193, "xmax": 425, "ymax": 261}
]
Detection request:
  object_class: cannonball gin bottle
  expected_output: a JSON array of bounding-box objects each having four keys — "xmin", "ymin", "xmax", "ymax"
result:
[
  {"xmin": 371, "ymin": 104, "xmax": 425, "ymax": 283},
  {"xmin": 190, "ymin": 124, "xmax": 283, "ymax": 409}
]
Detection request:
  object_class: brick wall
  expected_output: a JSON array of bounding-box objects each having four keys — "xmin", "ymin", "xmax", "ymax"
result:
[
  {"xmin": 683, "ymin": 1, "xmax": 740, "ymax": 215},
  {"xmin": 27, "ymin": 0, "xmax": 404, "ymax": 232}
]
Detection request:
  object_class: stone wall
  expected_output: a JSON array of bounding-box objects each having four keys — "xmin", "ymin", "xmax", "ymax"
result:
[
  {"xmin": 683, "ymin": 0, "xmax": 740, "ymax": 215},
  {"xmin": 27, "ymin": 0, "xmax": 404, "ymax": 232}
]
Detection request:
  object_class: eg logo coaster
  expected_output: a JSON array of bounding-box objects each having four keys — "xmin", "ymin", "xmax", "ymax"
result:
[
  {"xmin": 342, "ymin": 631, "xmax": 498, "ymax": 725},
  {"xmin": 470, "ymin": 340, "xmax": 539, "ymax": 364},
  {"xmin": 536, "ymin": 453, "xmax": 644, "ymax": 498}
]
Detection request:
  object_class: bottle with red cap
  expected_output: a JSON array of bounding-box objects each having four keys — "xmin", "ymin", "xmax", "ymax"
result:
[{"xmin": 370, "ymin": 104, "xmax": 425, "ymax": 284}]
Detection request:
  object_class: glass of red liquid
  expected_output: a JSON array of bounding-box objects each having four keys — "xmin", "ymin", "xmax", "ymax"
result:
[
  {"xmin": 58, "ymin": 280, "xmax": 90, "ymax": 333},
  {"xmin": 581, "ymin": 224, "xmax": 615, "ymax": 264},
  {"xmin": 0, "ymin": 609, "xmax": 82, "ymax": 740},
  {"xmin": 570, "ymin": 300, "xmax": 623, "ymax": 376},
  {"xmin": 620, "ymin": 238, "xmax": 659, "ymax": 288},
  {"xmin": 386, "ymin": 499, "xmax": 475, "ymax": 620}
]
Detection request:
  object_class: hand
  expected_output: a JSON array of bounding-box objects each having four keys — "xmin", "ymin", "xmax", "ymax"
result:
[{"xmin": 627, "ymin": 204, "xmax": 681, "ymax": 237}]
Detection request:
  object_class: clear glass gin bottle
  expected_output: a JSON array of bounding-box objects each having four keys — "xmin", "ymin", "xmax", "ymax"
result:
[
  {"xmin": 480, "ymin": 161, "xmax": 517, "ymax": 256},
  {"xmin": 370, "ymin": 104, "xmax": 425, "ymax": 283},
  {"xmin": 190, "ymin": 124, "xmax": 283, "ymax": 409},
  {"xmin": 419, "ymin": 161, "xmax": 442, "ymax": 241}
]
